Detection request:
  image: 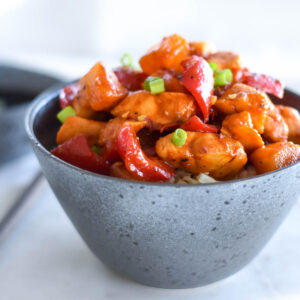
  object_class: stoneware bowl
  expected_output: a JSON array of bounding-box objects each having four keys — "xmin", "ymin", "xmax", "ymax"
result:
[{"xmin": 25, "ymin": 84, "xmax": 300, "ymax": 289}]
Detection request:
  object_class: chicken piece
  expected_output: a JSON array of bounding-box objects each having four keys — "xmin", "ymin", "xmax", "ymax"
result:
[
  {"xmin": 75, "ymin": 62, "xmax": 128, "ymax": 113},
  {"xmin": 56, "ymin": 116, "xmax": 106, "ymax": 145},
  {"xmin": 214, "ymin": 83, "xmax": 271, "ymax": 133},
  {"xmin": 110, "ymin": 161, "xmax": 141, "ymax": 181},
  {"xmin": 72, "ymin": 89, "xmax": 96, "ymax": 119},
  {"xmin": 250, "ymin": 142, "xmax": 300, "ymax": 174},
  {"xmin": 189, "ymin": 41, "xmax": 216, "ymax": 57},
  {"xmin": 72, "ymin": 97, "xmax": 111, "ymax": 120},
  {"xmin": 156, "ymin": 132, "xmax": 247, "ymax": 180},
  {"xmin": 206, "ymin": 51, "xmax": 242, "ymax": 71},
  {"xmin": 263, "ymin": 104, "xmax": 288, "ymax": 142},
  {"xmin": 111, "ymin": 91, "xmax": 196, "ymax": 128},
  {"xmin": 139, "ymin": 34, "xmax": 189, "ymax": 74},
  {"xmin": 221, "ymin": 111, "xmax": 264, "ymax": 152},
  {"xmin": 151, "ymin": 70, "xmax": 186, "ymax": 93},
  {"xmin": 99, "ymin": 117, "xmax": 146, "ymax": 146},
  {"xmin": 277, "ymin": 105, "xmax": 300, "ymax": 144}
]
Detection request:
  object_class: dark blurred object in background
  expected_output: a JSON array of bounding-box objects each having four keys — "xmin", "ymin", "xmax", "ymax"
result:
[{"xmin": 0, "ymin": 65, "xmax": 61, "ymax": 165}]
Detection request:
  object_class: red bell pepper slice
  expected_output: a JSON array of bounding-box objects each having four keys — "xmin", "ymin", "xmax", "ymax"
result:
[
  {"xmin": 235, "ymin": 68, "xmax": 284, "ymax": 99},
  {"xmin": 242, "ymin": 72, "xmax": 284, "ymax": 98},
  {"xmin": 117, "ymin": 124, "xmax": 175, "ymax": 181},
  {"xmin": 100, "ymin": 138, "xmax": 120, "ymax": 165},
  {"xmin": 114, "ymin": 67, "xmax": 147, "ymax": 91},
  {"xmin": 234, "ymin": 67, "xmax": 250, "ymax": 82},
  {"xmin": 59, "ymin": 82, "xmax": 80, "ymax": 109},
  {"xmin": 180, "ymin": 115, "xmax": 219, "ymax": 133},
  {"xmin": 51, "ymin": 135, "xmax": 109, "ymax": 175},
  {"xmin": 180, "ymin": 56, "xmax": 214, "ymax": 122}
]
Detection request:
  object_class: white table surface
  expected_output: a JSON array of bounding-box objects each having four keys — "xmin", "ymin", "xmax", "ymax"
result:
[
  {"xmin": 0, "ymin": 56, "xmax": 300, "ymax": 300},
  {"xmin": 0, "ymin": 152, "xmax": 299, "ymax": 300}
]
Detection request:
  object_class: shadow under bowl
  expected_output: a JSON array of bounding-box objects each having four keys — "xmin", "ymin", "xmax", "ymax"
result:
[{"xmin": 25, "ymin": 85, "xmax": 300, "ymax": 289}]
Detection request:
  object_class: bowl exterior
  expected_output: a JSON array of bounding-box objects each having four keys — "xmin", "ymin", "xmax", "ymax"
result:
[
  {"xmin": 30, "ymin": 141, "xmax": 300, "ymax": 288},
  {"xmin": 26, "ymin": 86, "xmax": 300, "ymax": 289}
]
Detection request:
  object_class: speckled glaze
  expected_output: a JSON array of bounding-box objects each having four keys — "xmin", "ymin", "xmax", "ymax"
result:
[{"xmin": 25, "ymin": 84, "xmax": 300, "ymax": 289}]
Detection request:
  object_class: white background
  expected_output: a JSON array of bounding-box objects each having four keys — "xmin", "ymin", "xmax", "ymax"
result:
[{"xmin": 0, "ymin": 0, "xmax": 299, "ymax": 85}]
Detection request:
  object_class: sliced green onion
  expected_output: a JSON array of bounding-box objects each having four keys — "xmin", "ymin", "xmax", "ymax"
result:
[
  {"xmin": 209, "ymin": 61, "xmax": 218, "ymax": 73},
  {"xmin": 120, "ymin": 53, "xmax": 133, "ymax": 67},
  {"xmin": 171, "ymin": 128, "xmax": 187, "ymax": 146},
  {"xmin": 131, "ymin": 62, "xmax": 141, "ymax": 71},
  {"xmin": 143, "ymin": 76, "xmax": 165, "ymax": 94},
  {"xmin": 57, "ymin": 106, "xmax": 76, "ymax": 123},
  {"xmin": 214, "ymin": 69, "xmax": 233, "ymax": 87},
  {"xmin": 91, "ymin": 145, "xmax": 102, "ymax": 154}
]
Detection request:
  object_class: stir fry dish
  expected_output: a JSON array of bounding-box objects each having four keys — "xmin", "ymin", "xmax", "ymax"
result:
[{"xmin": 51, "ymin": 34, "xmax": 300, "ymax": 183}]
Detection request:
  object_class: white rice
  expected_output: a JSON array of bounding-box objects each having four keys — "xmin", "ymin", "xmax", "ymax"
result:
[
  {"xmin": 169, "ymin": 165, "xmax": 257, "ymax": 184},
  {"xmin": 236, "ymin": 165, "xmax": 257, "ymax": 179},
  {"xmin": 169, "ymin": 170, "xmax": 217, "ymax": 184}
]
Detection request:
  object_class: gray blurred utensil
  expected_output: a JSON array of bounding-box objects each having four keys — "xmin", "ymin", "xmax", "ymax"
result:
[
  {"xmin": 0, "ymin": 65, "xmax": 62, "ymax": 243},
  {"xmin": 0, "ymin": 64, "xmax": 62, "ymax": 165},
  {"xmin": 0, "ymin": 170, "xmax": 44, "ymax": 244}
]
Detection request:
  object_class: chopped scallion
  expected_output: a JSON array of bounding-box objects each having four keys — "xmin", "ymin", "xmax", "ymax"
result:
[
  {"xmin": 57, "ymin": 106, "xmax": 76, "ymax": 123},
  {"xmin": 214, "ymin": 69, "xmax": 233, "ymax": 87},
  {"xmin": 120, "ymin": 53, "xmax": 133, "ymax": 67},
  {"xmin": 171, "ymin": 128, "xmax": 187, "ymax": 146},
  {"xmin": 209, "ymin": 61, "xmax": 218, "ymax": 73},
  {"xmin": 131, "ymin": 62, "xmax": 141, "ymax": 71},
  {"xmin": 143, "ymin": 76, "xmax": 165, "ymax": 94}
]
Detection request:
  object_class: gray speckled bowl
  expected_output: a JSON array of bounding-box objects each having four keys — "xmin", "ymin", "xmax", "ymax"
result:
[{"xmin": 25, "ymin": 85, "xmax": 300, "ymax": 289}]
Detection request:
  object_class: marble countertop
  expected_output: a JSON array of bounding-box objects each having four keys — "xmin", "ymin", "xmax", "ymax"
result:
[{"xmin": 0, "ymin": 153, "xmax": 299, "ymax": 300}]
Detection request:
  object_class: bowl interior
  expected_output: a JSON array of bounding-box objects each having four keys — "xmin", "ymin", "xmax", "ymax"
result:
[
  {"xmin": 33, "ymin": 92, "xmax": 62, "ymax": 151},
  {"xmin": 269, "ymin": 91, "xmax": 300, "ymax": 107}
]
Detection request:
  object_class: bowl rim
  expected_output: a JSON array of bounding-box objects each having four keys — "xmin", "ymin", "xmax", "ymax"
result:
[{"xmin": 25, "ymin": 82, "xmax": 300, "ymax": 188}]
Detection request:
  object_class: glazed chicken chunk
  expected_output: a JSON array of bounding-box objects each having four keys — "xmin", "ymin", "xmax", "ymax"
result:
[
  {"xmin": 206, "ymin": 51, "xmax": 242, "ymax": 71},
  {"xmin": 156, "ymin": 132, "xmax": 247, "ymax": 180},
  {"xmin": 221, "ymin": 111, "xmax": 264, "ymax": 152},
  {"xmin": 111, "ymin": 90, "xmax": 197, "ymax": 128},
  {"xmin": 277, "ymin": 105, "xmax": 300, "ymax": 144},
  {"xmin": 214, "ymin": 83, "xmax": 271, "ymax": 133},
  {"xmin": 150, "ymin": 70, "xmax": 186, "ymax": 93},
  {"xmin": 189, "ymin": 41, "xmax": 216, "ymax": 57},
  {"xmin": 139, "ymin": 34, "xmax": 189, "ymax": 74},
  {"xmin": 98, "ymin": 117, "xmax": 146, "ymax": 146},
  {"xmin": 263, "ymin": 104, "xmax": 289, "ymax": 142},
  {"xmin": 250, "ymin": 142, "xmax": 300, "ymax": 174},
  {"xmin": 56, "ymin": 116, "xmax": 106, "ymax": 145},
  {"xmin": 73, "ymin": 62, "xmax": 128, "ymax": 116}
]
